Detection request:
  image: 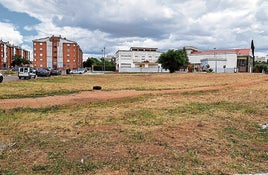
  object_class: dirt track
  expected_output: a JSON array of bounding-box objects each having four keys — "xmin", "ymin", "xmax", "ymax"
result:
[{"xmin": 1, "ymin": 77, "xmax": 267, "ymax": 109}]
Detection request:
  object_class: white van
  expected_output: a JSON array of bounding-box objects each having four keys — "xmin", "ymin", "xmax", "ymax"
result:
[{"xmin": 18, "ymin": 67, "xmax": 37, "ymax": 79}]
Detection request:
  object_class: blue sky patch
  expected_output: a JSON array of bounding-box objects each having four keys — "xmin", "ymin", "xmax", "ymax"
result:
[{"xmin": 0, "ymin": 4, "xmax": 39, "ymax": 35}]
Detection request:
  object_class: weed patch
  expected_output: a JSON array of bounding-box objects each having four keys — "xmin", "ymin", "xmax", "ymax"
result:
[{"xmin": 0, "ymin": 74, "xmax": 267, "ymax": 174}]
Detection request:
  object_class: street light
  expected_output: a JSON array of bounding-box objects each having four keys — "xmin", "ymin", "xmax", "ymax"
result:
[
  {"xmin": 102, "ymin": 47, "xmax": 106, "ymax": 72},
  {"xmin": 214, "ymin": 48, "xmax": 217, "ymax": 73},
  {"xmin": 103, "ymin": 47, "xmax": 105, "ymax": 72}
]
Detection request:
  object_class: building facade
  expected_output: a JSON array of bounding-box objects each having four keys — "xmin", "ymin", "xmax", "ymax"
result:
[
  {"xmin": 116, "ymin": 47, "xmax": 165, "ymax": 72},
  {"xmin": 32, "ymin": 36, "xmax": 83, "ymax": 70},
  {"xmin": 0, "ymin": 40, "xmax": 30, "ymax": 69},
  {"xmin": 185, "ymin": 46, "xmax": 253, "ymax": 73},
  {"xmin": 255, "ymin": 56, "xmax": 267, "ymax": 63}
]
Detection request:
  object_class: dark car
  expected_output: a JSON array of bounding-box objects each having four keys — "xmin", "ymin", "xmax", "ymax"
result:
[
  {"xmin": 36, "ymin": 68, "xmax": 51, "ymax": 77},
  {"xmin": 50, "ymin": 69, "xmax": 62, "ymax": 76}
]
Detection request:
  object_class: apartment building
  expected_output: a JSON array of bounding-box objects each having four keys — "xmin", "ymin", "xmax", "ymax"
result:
[
  {"xmin": 116, "ymin": 47, "xmax": 166, "ymax": 72},
  {"xmin": 185, "ymin": 46, "xmax": 253, "ymax": 73},
  {"xmin": 32, "ymin": 35, "xmax": 83, "ymax": 70},
  {"xmin": 0, "ymin": 40, "xmax": 30, "ymax": 69}
]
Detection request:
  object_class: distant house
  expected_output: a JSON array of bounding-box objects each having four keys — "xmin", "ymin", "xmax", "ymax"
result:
[
  {"xmin": 255, "ymin": 56, "xmax": 267, "ymax": 63},
  {"xmin": 115, "ymin": 47, "xmax": 166, "ymax": 72},
  {"xmin": 185, "ymin": 46, "xmax": 253, "ymax": 73},
  {"xmin": 32, "ymin": 35, "xmax": 83, "ymax": 70}
]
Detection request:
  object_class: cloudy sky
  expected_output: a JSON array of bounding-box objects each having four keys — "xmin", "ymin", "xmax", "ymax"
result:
[{"xmin": 0, "ymin": 0, "xmax": 267, "ymax": 59}]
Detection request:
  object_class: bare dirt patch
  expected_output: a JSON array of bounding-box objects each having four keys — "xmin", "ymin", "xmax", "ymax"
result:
[
  {"xmin": 1, "ymin": 73, "xmax": 268, "ymax": 174},
  {"xmin": 1, "ymin": 75, "xmax": 267, "ymax": 109}
]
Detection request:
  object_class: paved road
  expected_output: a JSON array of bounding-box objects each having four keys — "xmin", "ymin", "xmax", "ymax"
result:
[{"xmin": 2, "ymin": 75, "xmax": 19, "ymax": 83}]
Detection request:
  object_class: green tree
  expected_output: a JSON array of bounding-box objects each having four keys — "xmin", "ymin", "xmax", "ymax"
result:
[
  {"xmin": 83, "ymin": 57, "xmax": 116, "ymax": 71},
  {"xmin": 83, "ymin": 57, "xmax": 102, "ymax": 67},
  {"xmin": 158, "ymin": 49, "xmax": 188, "ymax": 73},
  {"xmin": 11, "ymin": 55, "xmax": 31, "ymax": 67},
  {"xmin": 254, "ymin": 61, "xmax": 268, "ymax": 73}
]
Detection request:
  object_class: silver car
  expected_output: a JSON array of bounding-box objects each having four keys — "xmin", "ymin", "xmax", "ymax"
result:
[{"xmin": 70, "ymin": 68, "xmax": 87, "ymax": 74}]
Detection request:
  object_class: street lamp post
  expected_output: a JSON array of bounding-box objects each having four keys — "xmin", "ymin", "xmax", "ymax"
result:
[
  {"xmin": 103, "ymin": 47, "xmax": 105, "ymax": 72},
  {"xmin": 214, "ymin": 48, "xmax": 217, "ymax": 73}
]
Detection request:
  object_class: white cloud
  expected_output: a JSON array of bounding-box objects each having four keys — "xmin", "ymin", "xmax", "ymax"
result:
[
  {"xmin": 0, "ymin": 0, "xmax": 267, "ymax": 56},
  {"xmin": 0, "ymin": 22, "xmax": 23, "ymax": 45}
]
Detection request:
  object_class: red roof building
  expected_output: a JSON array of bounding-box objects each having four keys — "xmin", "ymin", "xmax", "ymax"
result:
[{"xmin": 185, "ymin": 47, "xmax": 253, "ymax": 73}]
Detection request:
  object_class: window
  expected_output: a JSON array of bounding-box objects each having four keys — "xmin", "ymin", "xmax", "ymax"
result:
[
  {"xmin": 40, "ymin": 53, "xmax": 43, "ymax": 57},
  {"xmin": 40, "ymin": 48, "xmax": 43, "ymax": 51},
  {"xmin": 237, "ymin": 59, "xmax": 246, "ymax": 67},
  {"xmin": 121, "ymin": 63, "xmax": 131, "ymax": 68},
  {"xmin": 40, "ymin": 43, "xmax": 43, "ymax": 46}
]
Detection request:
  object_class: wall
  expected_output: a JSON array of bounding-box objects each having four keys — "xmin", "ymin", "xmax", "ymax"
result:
[
  {"xmin": 116, "ymin": 48, "xmax": 162, "ymax": 72},
  {"xmin": 190, "ymin": 52, "xmax": 238, "ymax": 73}
]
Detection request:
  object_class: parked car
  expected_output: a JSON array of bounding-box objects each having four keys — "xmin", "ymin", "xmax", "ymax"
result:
[
  {"xmin": 0, "ymin": 73, "xmax": 3, "ymax": 83},
  {"xmin": 70, "ymin": 68, "xmax": 87, "ymax": 74},
  {"xmin": 50, "ymin": 69, "xmax": 62, "ymax": 76},
  {"xmin": 11, "ymin": 66, "xmax": 19, "ymax": 71},
  {"xmin": 18, "ymin": 67, "xmax": 37, "ymax": 79},
  {"xmin": 36, "ymin": 68, "xmax": 51, "ymax": 77}
]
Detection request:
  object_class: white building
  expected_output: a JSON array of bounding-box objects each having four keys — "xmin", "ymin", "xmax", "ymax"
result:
[
  {"xmin": 116, "ymin": 47, "xmax": 166, "ymax": 72},
  {"xmin": 255, "ymin": 56, "xmax": 267, "ymax": 63},
  {"xmin": 185, "ymin": 46, "xmax": 253, "ymax": 73}
]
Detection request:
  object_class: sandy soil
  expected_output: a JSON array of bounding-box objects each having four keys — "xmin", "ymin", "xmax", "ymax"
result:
[{"xmin": 1, "ymin": 77, "xmax": 267, "ymax": 109}]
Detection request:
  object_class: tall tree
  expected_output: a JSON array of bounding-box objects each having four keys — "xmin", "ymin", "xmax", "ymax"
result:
[
  {"xmin": 83, "ymin": 57, "xmax": 101, "ymax": 67},
  {"xmin": 158, "ymin": 49, "xmax": 188, "ymax": 73},
  {"xmin": 251, "ymin": 40, "xmax": 255, "ymax": 67},
  {"xmin": 11, "ymin": 55, "xmax": 31, "ymax": 67}
]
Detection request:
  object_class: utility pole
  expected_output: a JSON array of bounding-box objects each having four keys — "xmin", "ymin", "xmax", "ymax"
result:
[
  {"xmin": 214, "ymin": 48, "xmax": 217, "ymax": 73},
  {"xmin": 103, "ymin": 47, "xmax": 105, "ymax": 72}
]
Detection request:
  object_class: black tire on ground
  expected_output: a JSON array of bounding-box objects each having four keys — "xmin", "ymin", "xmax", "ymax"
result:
[
  {"xmin": 93, "ymin": 86, "xmax": 102, "ymax": 90},
  {"xmin": 0, "ymin": 76, "xmax": 3, "ymax": 83}
]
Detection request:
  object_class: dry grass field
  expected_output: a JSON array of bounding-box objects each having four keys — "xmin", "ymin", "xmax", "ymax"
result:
[{"xmin": 0, "ymin": 73, "xmax": 267, "ymax": 174}]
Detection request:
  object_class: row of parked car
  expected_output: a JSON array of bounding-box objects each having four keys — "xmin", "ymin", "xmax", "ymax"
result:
[
  {"xmin": 0, "ymin": 67, "xmax": 88, "ymax": 82},
  {"xmin": 18, "ymin": 67, "xmax": 62, "ymax": 79},
  {"xmin": 17, "ymin": 67, "xmax": 87, "ymax": 80}
]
